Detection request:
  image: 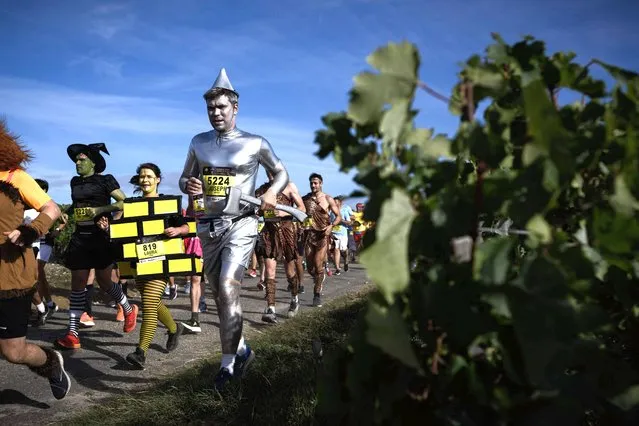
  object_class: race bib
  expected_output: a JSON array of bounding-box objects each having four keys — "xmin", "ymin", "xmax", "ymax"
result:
[
  {"xmin": 136, "ymin": 241, "xmax": 165, "ymax": 260},
  {"xmin": 303, "ymin": 217, "xmax": 314, "ymax": 229},
  {"xmin": 203, "ymin": 167, "xmax": 236, "ymax": 197},
  {"xmin": 264, "ymin": 210, "xmax": 276, "ymax": 219},
  {"xmin": 192, "ymin": 195, "xmax": 205, "ymax": 213},
  {"xmin": 74, "ymin": 207, "xmax": 93, "ymax": 222},
  {"xmin": 332, "ymin": 225, "xmax": 343, "ymax": 233},
  {"xmin": 258, "ymin": 222, "xmax": 265, "ymax": 233}
]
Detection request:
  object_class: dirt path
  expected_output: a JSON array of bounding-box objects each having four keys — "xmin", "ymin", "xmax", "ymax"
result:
[{"xmin": 0, "ymin": 263, "xmax": 370, "ymax": 425}]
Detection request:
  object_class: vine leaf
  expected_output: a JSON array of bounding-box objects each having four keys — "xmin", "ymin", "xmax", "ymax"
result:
[
  {"xmin": 348, "ymin": 42, "xmax": 419, "ymax": 125},
  {"xmin": 365, "ymin": 301, "xmax": 422, "ymax": 371},
  {"xmin": 360, "ymin": 188, "xmax": 416, "ymax": 303},
  {"xmin": 526, "ymin": 214, "xmax": 553, "ymax": 246},
  {"xmin": 474, "ymin": 237, "xmax": 514, "ymax": 285}
]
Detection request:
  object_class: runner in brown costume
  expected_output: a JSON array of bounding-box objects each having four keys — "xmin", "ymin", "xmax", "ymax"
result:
[
  {"xmin": 255, "ymin": 172, "xmax": 306, "ymax": 321},
  {"xmin": 302, "ymin": 173, "xmax": 340, "ymax": 308}
]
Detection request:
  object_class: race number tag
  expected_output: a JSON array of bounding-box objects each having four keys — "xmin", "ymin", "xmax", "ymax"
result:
[
  {"xmin": 74, "ymin": 207, "xmax": 93, "ymax": 222},
  {"xmin": 203, "ymin": 167, "xmax": 236, "ymax": 197},
  {"xmin": 332, "ymin": 225, "xmax": 343, "ymax": 232},
  {"xmin": 258, "ymin": 222, "xmax": 265, "ymax": 233},
  {"xmin": 192, "ymin": 195, "xmax": 205, "ymax": 213},
  {"xmin": 136, "ymin": 241, "xmax": 165, "ymax": 260},
  {"xmin": 303, "ymin": 217, "xmax": 314, "ymax": 229},
  {"xmin": 263, "ymin": 210, "xmax": 276, "ymax": 219}
]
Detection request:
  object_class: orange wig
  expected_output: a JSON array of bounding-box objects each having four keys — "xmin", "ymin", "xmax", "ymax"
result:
[{"xmin": 0, "ymin": 119, "xmax": 32, "ymax": 171}]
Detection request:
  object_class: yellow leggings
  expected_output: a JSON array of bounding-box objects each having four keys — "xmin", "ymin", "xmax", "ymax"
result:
[{"xmin": 137, "ymin": 279, "xmax": 177, "ymax": 353}]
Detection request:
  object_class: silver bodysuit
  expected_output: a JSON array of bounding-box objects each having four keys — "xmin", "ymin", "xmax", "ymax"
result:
[{"xmin": 179, "ymin": 127, "xmax": 289, "ymax": 356}]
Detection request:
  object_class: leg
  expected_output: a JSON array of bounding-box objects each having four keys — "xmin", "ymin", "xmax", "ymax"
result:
[
  {"xmin": 95, "ymin": 267, "xmax": 138, "ymax": 333},
  {"xmin": 55, "ymin": 269, "xmax": 89, "ymax": 349},
  {"xmin": 182, "ymin": 274, "xmax": 203, "ymax": 333},
  {"xmin": 37, "ymin": 259, "xmax": 53, "ymax": 302},
  {"xmin": 262, "ymin": 257, "xmax": 278, "ymax": 323}
]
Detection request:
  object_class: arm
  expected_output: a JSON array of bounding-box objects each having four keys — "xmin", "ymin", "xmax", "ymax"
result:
[
  {"xmin": 179, "ymin": 140, "xmax": 201, "ymax": 195},
  {"xmin": 287, "ymin": 183, "xmax": 306, "ymax": 213},
  {"xmin": 325, "ymin": 196, "xmax": 341, "ymax": 235},
  {"xmin": 5, "ymin": 192, "xmax": 61, "ymax": 247},
  {"xmin": 259, "ymin": 138, "xmax": 289, "ymax": 208},
  {"xmin": 93, "ymin": 188, "xmax": 126, "ymax": 216}
]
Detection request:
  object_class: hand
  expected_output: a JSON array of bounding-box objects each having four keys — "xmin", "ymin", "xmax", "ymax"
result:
[
  {"xmin": 3, "ymin": 230, "xmax": 24, "ymax": 246},
  {"xmin": 96, "ymin": 216, "xmax": 110, "ymax": 232},
  {"xmin": 186, "ymin": 177, "xmax": 203, "ymax": 196},
  {"xmin": 324, "ymin": 225, "xmax": 333, "ymax": 236},
  {"xmin": 260, "ymin": 189, "xmax": 277, "ymax": 211},
  {"xmin": 164, "ymin": 227, "xmax": 181, "ymax": 238}
]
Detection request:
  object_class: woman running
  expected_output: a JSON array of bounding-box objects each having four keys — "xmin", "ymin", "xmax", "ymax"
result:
[
  {"xmin": 124, "ymin": 163, "xmax": 187, "ymax": 369},
  {"xmin": 55, "ymin": 143, "xmax": 138, "ymax": 350}
]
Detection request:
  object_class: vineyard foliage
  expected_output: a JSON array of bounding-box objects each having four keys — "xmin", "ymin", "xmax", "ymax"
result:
[{"xmin": 313, "ymin": 34, "xmax": 639, "ymax": 425}]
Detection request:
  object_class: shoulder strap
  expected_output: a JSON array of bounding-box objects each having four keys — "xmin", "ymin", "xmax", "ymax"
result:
[{"xmin": 6, "ymin": 169, "xmax": 16, "ymax": 183}]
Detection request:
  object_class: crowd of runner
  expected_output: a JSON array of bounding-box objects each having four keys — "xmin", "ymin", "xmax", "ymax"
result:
[{"xmin": 0, "ymin": 68, "xmax": 374, "ymax": 400}]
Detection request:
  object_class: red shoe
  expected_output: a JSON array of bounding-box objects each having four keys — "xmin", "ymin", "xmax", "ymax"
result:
[
  {"xmin": 123, "ymin": 304, "xmax": 139, "ymax": 333},
  {"xmin": 248, "ymin": 269, "xmax": 257, "ymax": 278},
  {"xmin": 79, "ymin": 312, "xmax": 95, "ymax": 328},
  {"xmin": 115, "ymin": 305, "xmax": 124, "ymax": 322},
  {"xmin": 55, "ymin": 333, "xmax": 81, "ymax": 349}
]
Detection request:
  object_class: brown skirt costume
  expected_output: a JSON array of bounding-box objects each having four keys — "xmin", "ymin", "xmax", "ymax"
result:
[
  {"xmin": 302, "ymin": 194, "xmax": 331, "ymax": 250},
  {"xmin": 255, "ymin": 182, "xmax": 299, "ymax": 261}
]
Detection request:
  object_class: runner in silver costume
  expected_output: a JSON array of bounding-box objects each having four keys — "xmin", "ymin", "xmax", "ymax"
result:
[{"xmin": 179, "ymin": 68, "xmax": 288, "ymax": 391}]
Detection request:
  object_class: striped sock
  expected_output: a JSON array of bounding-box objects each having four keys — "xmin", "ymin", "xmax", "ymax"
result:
[
  {"xmin": 105, "ymin": 282, "xmax": 132, "ymax": 314},
  {"xmin": 69, "ymin": 290, "xmax": 85, "ymax": 337}
]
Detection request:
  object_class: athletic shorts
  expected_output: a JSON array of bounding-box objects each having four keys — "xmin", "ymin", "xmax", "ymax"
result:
[
  {"xmin": 0, "ymin": 293, "xmax": 33, "ymax": 339},
  {"xmin": 37, "ymin": 243, "xmax": 53, "ymax": 262},
  {"xmin": 63, "ymin": 229, "xmax": 117, "ymax": 271},
  {"xmin": 332, "ymin": 234, "xmax": 348, "ymax": 251}
]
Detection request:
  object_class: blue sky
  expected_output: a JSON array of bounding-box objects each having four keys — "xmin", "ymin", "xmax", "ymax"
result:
[{"xmin": 1, "ymin": 0, "xmax": 637, "ymax": 208}]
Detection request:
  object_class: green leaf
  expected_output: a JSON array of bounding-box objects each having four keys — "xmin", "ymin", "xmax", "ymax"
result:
[
  {"xmin": 405, "ymin": 128, "xmax": 452, "ymax": 159},
  {"xmin": 379, "ymin": 99, "xmax": 410, "ymax": 146},
  {"xmin": 367, "ymin": 41, "xmax": 419, "ymax": 79},
  {"xmin": 610, "ymin": 384, "xmax": 639, "ymax": 411},
  {"xmin": 610, "ymin": 175, "xmax": 639, "ymax": 216},
  {"xmin": 474, "ymin": 237, "xmax": 514, "ymax": 285},
  {"xmin": 360, "ymin": 188, "xmax": 416, "ymax": 303},
  {"xmin": 521, "ymin": 71, "xmax": 573, "ymax": 174},
  {"xmin": 365, "ymin": 301, "xmax": 422, "ymax": 371},
  {"xmin": 526, "ymin": 214, "xmax": 553, "ymax": 245},
  {"xmin": 348, "ymin": 72, "xmax": 416, "ymax": 125}
]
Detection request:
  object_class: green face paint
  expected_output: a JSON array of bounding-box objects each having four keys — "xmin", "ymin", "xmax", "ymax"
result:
[{"xmin": 75, "ymin": 154, "xmax": 95, "ymax": 177}]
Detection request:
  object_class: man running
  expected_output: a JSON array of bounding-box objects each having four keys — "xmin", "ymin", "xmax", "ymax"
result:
[
  {"xmin": 55, "ymin": 143, "xmax": 138, "ymax": 350},
  {"xmin": 0, "ymin": 121, "xmax": 70, "ymax": 399},
  {"xmin": 302, "ymin": 173, "xmax": 341, "ymax": 308},
  {"xmin": 255, "ymin": 172, "xmax": 306, "ymax": 322},
  {"xmin": 330, "ymin": 196, "xmax": 353, "ymax": 275},
  {"xmin": 179, "ymin": 68, "xmax": 289, "ymax": 391}
]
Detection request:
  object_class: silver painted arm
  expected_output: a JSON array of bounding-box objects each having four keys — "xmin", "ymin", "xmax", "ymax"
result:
[
  {"xmin": 179, "ymin": 140, "xmax": 198, "ymax": 194},
  {"xmin": 259, "ymin": 137, "xmax": 289, "ymax": 194}
]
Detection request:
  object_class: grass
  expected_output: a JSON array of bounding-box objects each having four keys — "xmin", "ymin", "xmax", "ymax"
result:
[{"xmin": 64, "ymin": 286, "xmax": 372, "ymax": 426}]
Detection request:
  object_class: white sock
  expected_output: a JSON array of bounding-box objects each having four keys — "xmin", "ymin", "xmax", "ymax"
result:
[
  {"xmin": 236, "ymin": 337, "xmax": 247, "ymax": 356},
  {"xmin": 36, "ymin": 302, "xmax": 46, "ymax": 313},
  {"xmin": 293, "ymin": 295, "xmax": 299, "ymax": 303},
  {"xmin": 268, "ymin": 305, "xmax": 275, "ymax": 312},
  {"xmin": 221, "ymin": 354, "xmax": 236, "ymax": 375}
]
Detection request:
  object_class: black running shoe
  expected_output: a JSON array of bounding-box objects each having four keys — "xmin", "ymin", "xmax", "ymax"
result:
[
  {"xmin": 313, "ymin": 293, "xmax": 322, "ymax": 307},
  {"xmin": 214, "ymin": 368, "xmax": 233, "ymax": 392},
  {"xmin": 126, "ymin": 347, "xmax": 146, "ymax": 370},
  {"xmin": 166, "ymin": 323, "xmax": 184, "ymax": 352},
  {"xmin": 234, "ymin": 346, "xmax": 256, "ymax": 378},
  {"xmin": 49, "ymin": 350, "xmax": 71, "ymax": 399},
  {"xmin": 181, "ymin": 319, "xmax": 202, "ymax": 333}
]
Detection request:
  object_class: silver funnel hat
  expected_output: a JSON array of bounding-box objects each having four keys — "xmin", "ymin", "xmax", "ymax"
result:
[{"xmin": 203, "ymin": 67, "xmax": 239, "ymax": 99}]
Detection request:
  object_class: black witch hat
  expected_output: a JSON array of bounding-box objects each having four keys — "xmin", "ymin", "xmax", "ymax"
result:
[{"xmin": 66, "ymin": 143, "xmax": 110, "ymax": 173}]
